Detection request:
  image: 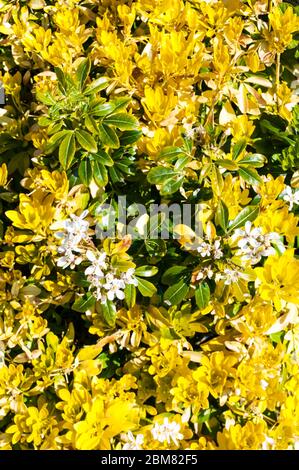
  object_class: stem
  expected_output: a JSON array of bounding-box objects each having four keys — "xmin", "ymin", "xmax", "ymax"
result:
[
  {"xmin": 275, "ymin": 52, "xmax": 280, "ymax": 105},
  {"xmin": 276, "ymin": 52, "xmax": 281, "ymax": 89}
]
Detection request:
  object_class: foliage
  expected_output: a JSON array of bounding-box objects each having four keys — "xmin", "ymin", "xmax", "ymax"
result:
[{"xmin": 0, "ymin": 0, "xmax": 298, "ymax": 450}]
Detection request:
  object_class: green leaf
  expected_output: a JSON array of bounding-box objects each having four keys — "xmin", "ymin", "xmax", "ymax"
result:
[
  {"xmin": 84, "ymin": 77, "xmax": 109, "ymax": 95},
  {"xmin": 85, "ymin": 115, "xmax": 99, "ymax": 134},
  {"xmin": 93, "ymin": 160, "xmax": 108, "ymax": 187},
  {"xmin": 174, "ymin": 155, "xmax": 190, "ymax": 171},
  {"xmin": 147, "ymin": 167, "xmax": 178, "ymax": 184},
  {"xmin": 195, "ymin": 283, "xmax": 210, "ymax": 309},
  {"xmin": 215, "ymin": 200, "xmax": 229, "ymax": 231},
  {"xmin": 216, "ymin": 159, "xmax": 239, "ymax": 170},
  {"xmin": 36, "ymin": 91, "xmax": 56, "ymax": 105},
  {"xmin": 160, "ymin": 176, "xmax": 184, "ymax": 195},
  {"xmin": 124, "ymin": 284, "xmax": 136, "ymax": 308},
  {"xmin": 98, "ymin": 123, "xmax": 120, "ymax": 148},
  {"xmin": 46, "ymin": 130, "xmax": 70, "ymax": 152},
  {"xmin": 135, "ymin": 265, "xmax": 158, "ymax": 277},
  {"xmin": 269, "ymin": 331, "xmax": 284, "ymax": 344},
  {"xmin": 104, "ymin": 113, "xmax": 138, "ymax": 130},
  {"xmin": 38, "ymin": 116, "xmax": 52, "ymax": 127},
  {"xmin": 145, "ymin": 239, "xmax": 167, "ymax": 258},
  {"xmin": 91, "ymin": 102, "xmax": 116, "ymax": 117},
  {"xmin": 161, "ymin": 266, "xmax": 187, "ymax": 285},
  {"xmin": 239, "ymin": 167, "xmax": 262, "ymax": 185},
  {"xmin": 78, "ymin": 158, "xmax": 92, "ymax": 186},
  {"xmin": 119, "ymin": 130, "xmax": 142, "ymax": 146},
  {"xmin": 136, "ymin": 278, "xmax": 157, "ymax": 297},
  {"xmin": 109, "ymin": 97, "xmax": 131, "ymax": 113},
  {"xmin": 72, "ymin": 293, "xmax": 96, "ymax": 313},
  {"xmin": 238, "ymin": 153, "xmax": 266, "ymax": 168},
  {"xmin": 159, "ymin": 146, "xmax": 184, "ymax": 161},
  {"xmin": 228, "ymin": 205, "xmax": 259, "ymax": 231},
  {"xmin": 101, "ymin": 300, "xmax": 117, "ymax": 326},
  {"xmin": 232, "ymin": 139, "xmax": 247, "ymax": 160},
  {"xmin": 260, "ymin": 119, "xmax": 293, "ymax": 144},
  {"xmin": 94, "ymin": 149, "xmax": 114, "ymax": 167},
  {"xmin": 54, "ymin": 67, "xmax": 67, "ymax": 94},
  {"xmin": 59, "ymin": 132, "xmax": 76, "ymax": 170},
  {"xmin": 76, "ymin": 130, "xmax": 97, "ymax": 153},
  {"xmin": 76, "ymin": 57, "xmax": 91, "ymax": 90},
  {"xmin": 164, "ymin": 279, "xmax": 189, "ymax": 305}
]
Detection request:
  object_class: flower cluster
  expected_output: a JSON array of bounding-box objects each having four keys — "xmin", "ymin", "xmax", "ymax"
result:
[
  {"xmin": 0, "ymin": 0, "xmax": 298, "ymax": 452},
  {"xmin": 231, "ymin": 221, "xmax": 280, "ymax": 265},
  {"xmin": 85, "ymin": 250, "xmax": 137, "ymax": 303}
]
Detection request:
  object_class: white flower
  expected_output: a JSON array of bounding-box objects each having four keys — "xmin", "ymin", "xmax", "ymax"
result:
[
  {"xmin": 196, "ymin": 239, "xmax": 223, "ymax": 260},
  {"xmin": 197, "ymin": 241, "xmax": 212, "ymax": 257},
  {"xmin": 122, "ymin": 432, "xmax": 144, "ymax": 450},
  {"xmin": 151, "ymin": 418, "xmax": 184, "ymax": 447},
  {"xmin": 61, "ymin": 210, "xmax": 90, "ymax": 243},
  {"xmin": 57, "ymin": 250, "xmax": 83, "ymax": 269},
  {"xmin": 104, "ymin": 275, "xmax": 126, "ymax": 301},
  {"xmin": 213, "ymin": 239, "xmax": 223, "ymax": 259},
  {"xmin": 84, "ymin": 250, "xmax": 107, "ymax": 278},
  {"xmin": 232, "ymin": 222, "xmax": 280, "ymax": 264},
  {"xmin": 55, "ymin": 211, "xmax": 90, "ymax": 268},
  {"xmin": 121, "ymin": 268, "xmax": 138, "ymax": 286},
  {"xmin": 196, "ymin": 266, "xmax": 214, "ymax": 281},
  {"xmin": 280, "ymin": 186, "xmax": 299, "ymax": 210},
  {"xmin": 219, "ymin": 268, "xmax": 249, "ymax": 285}
]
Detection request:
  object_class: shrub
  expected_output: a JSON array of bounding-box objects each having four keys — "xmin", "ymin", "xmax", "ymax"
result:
[{"xmin": 0, "ymin": 0, "xmax": 298, "ymax": 450}]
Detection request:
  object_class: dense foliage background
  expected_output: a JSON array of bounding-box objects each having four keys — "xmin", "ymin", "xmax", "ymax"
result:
[{"xmin": 0, "ymin": 0, "xmax": 299, "ymax": 450}]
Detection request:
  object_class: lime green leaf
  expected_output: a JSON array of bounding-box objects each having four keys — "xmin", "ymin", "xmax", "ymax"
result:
[
  {"xmin": 76, "ymin": 130, "xmax": 97, "ymax": 153},
  {"xmin": 38, "ymin": 116, "xmax": 52, "ymax": 127},
  {"xmin": 159, "ymin": 146, "xmax": 184, "ymax": 161},
  {"xmin": 101, "ymin": 300, "xmax": 117, "ymax": 326},
  {"xmin": 232, "ymin": 139, "xmax": 247, "ymax": 160},
  {"xmin": 228, "ymin": 205, "xmax": 259, "ymax": 231},
  {"xmin": 84, "ymin": 77, "xmax": 109, "ymax": 95},
  {"xmin": 238, "ymin": 153, "xmax": 266, "ymax": 168},
  {"xmin": 94, "ymin": 149, "xmax": 114, "ymax": 167},
  {"xmin": 47, "ymin": 130, "xmax": 70, "ymax": 151},
  {"xmin": 104, "ymin": 113, "xmax": 138, "ymax": 130},
  {"xmin": 36, "ymin": 91, "xmax": 56, "ymax": 105},
  {"xmin": 161, "ymin": 176, "xmax": 184, "ymax": 195},
  {"xmin": 72, "ymin": 293, "xmax": 96, "ymax": 313},
  {"xmin": 147, "ymin": 167, "xmax": 178, "ymax": 185},
  {"xmin": 54, "ymin": 67, "xmax": 67, "ymax": 94},
  {"xmin": 164, "ymin": 279, "xmax": 189, "ymax": 305},
  {"xmin": 137, "ymin": 278, "xmax": 157, "ymax": 297},
  {"xmin": 76, "ymin": 57, "xmax": 91, "ymax": 90},
  {"xmin": 59, "ymin": 132, "xmax": 76, "ymax": 170},
  {"xmin": 109, "ymin": 97, "xmax": 131, "ymax": 113},
  {"xmin": 195, "ymin": 283, "xmax": 210, "ymax": 309},
  {"xmin": 215, "ymin": 200, "xmax": 229, "ymax": 231},
  {"xmin": 78, "ymin": 158, "xmax": 92, "ymax": 186},
  {"xmin": 93, "ymin": 160, "xmax": 108, "ymax": 187},
  {"xmin": 91, "ymin": 102, "xmax": 115, "ymax": 117},
  {"xmin": 135, "ymin": 265, "xmax": 158, "ymax": 277},
  {"xmin": 239, "ymin": 167, "xmax": 262, "ymax": 185},
  {"xmin": 124, "ymin": 284, "xmax": 136, "ymax": 308},
  {"xmin": 98, "ymin": 123, "xmax": 120, "ymax": 148},
  {"xmin": 85, "ymin": 115, "xmax": 99, "ymax": 134},
  {"xmin": 216, "ymin": 159, "xmax": 239, "ymax": 170},
  {"xmin": 174, "ymin": 155, "xmax": 190, "ymax": 170}
]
